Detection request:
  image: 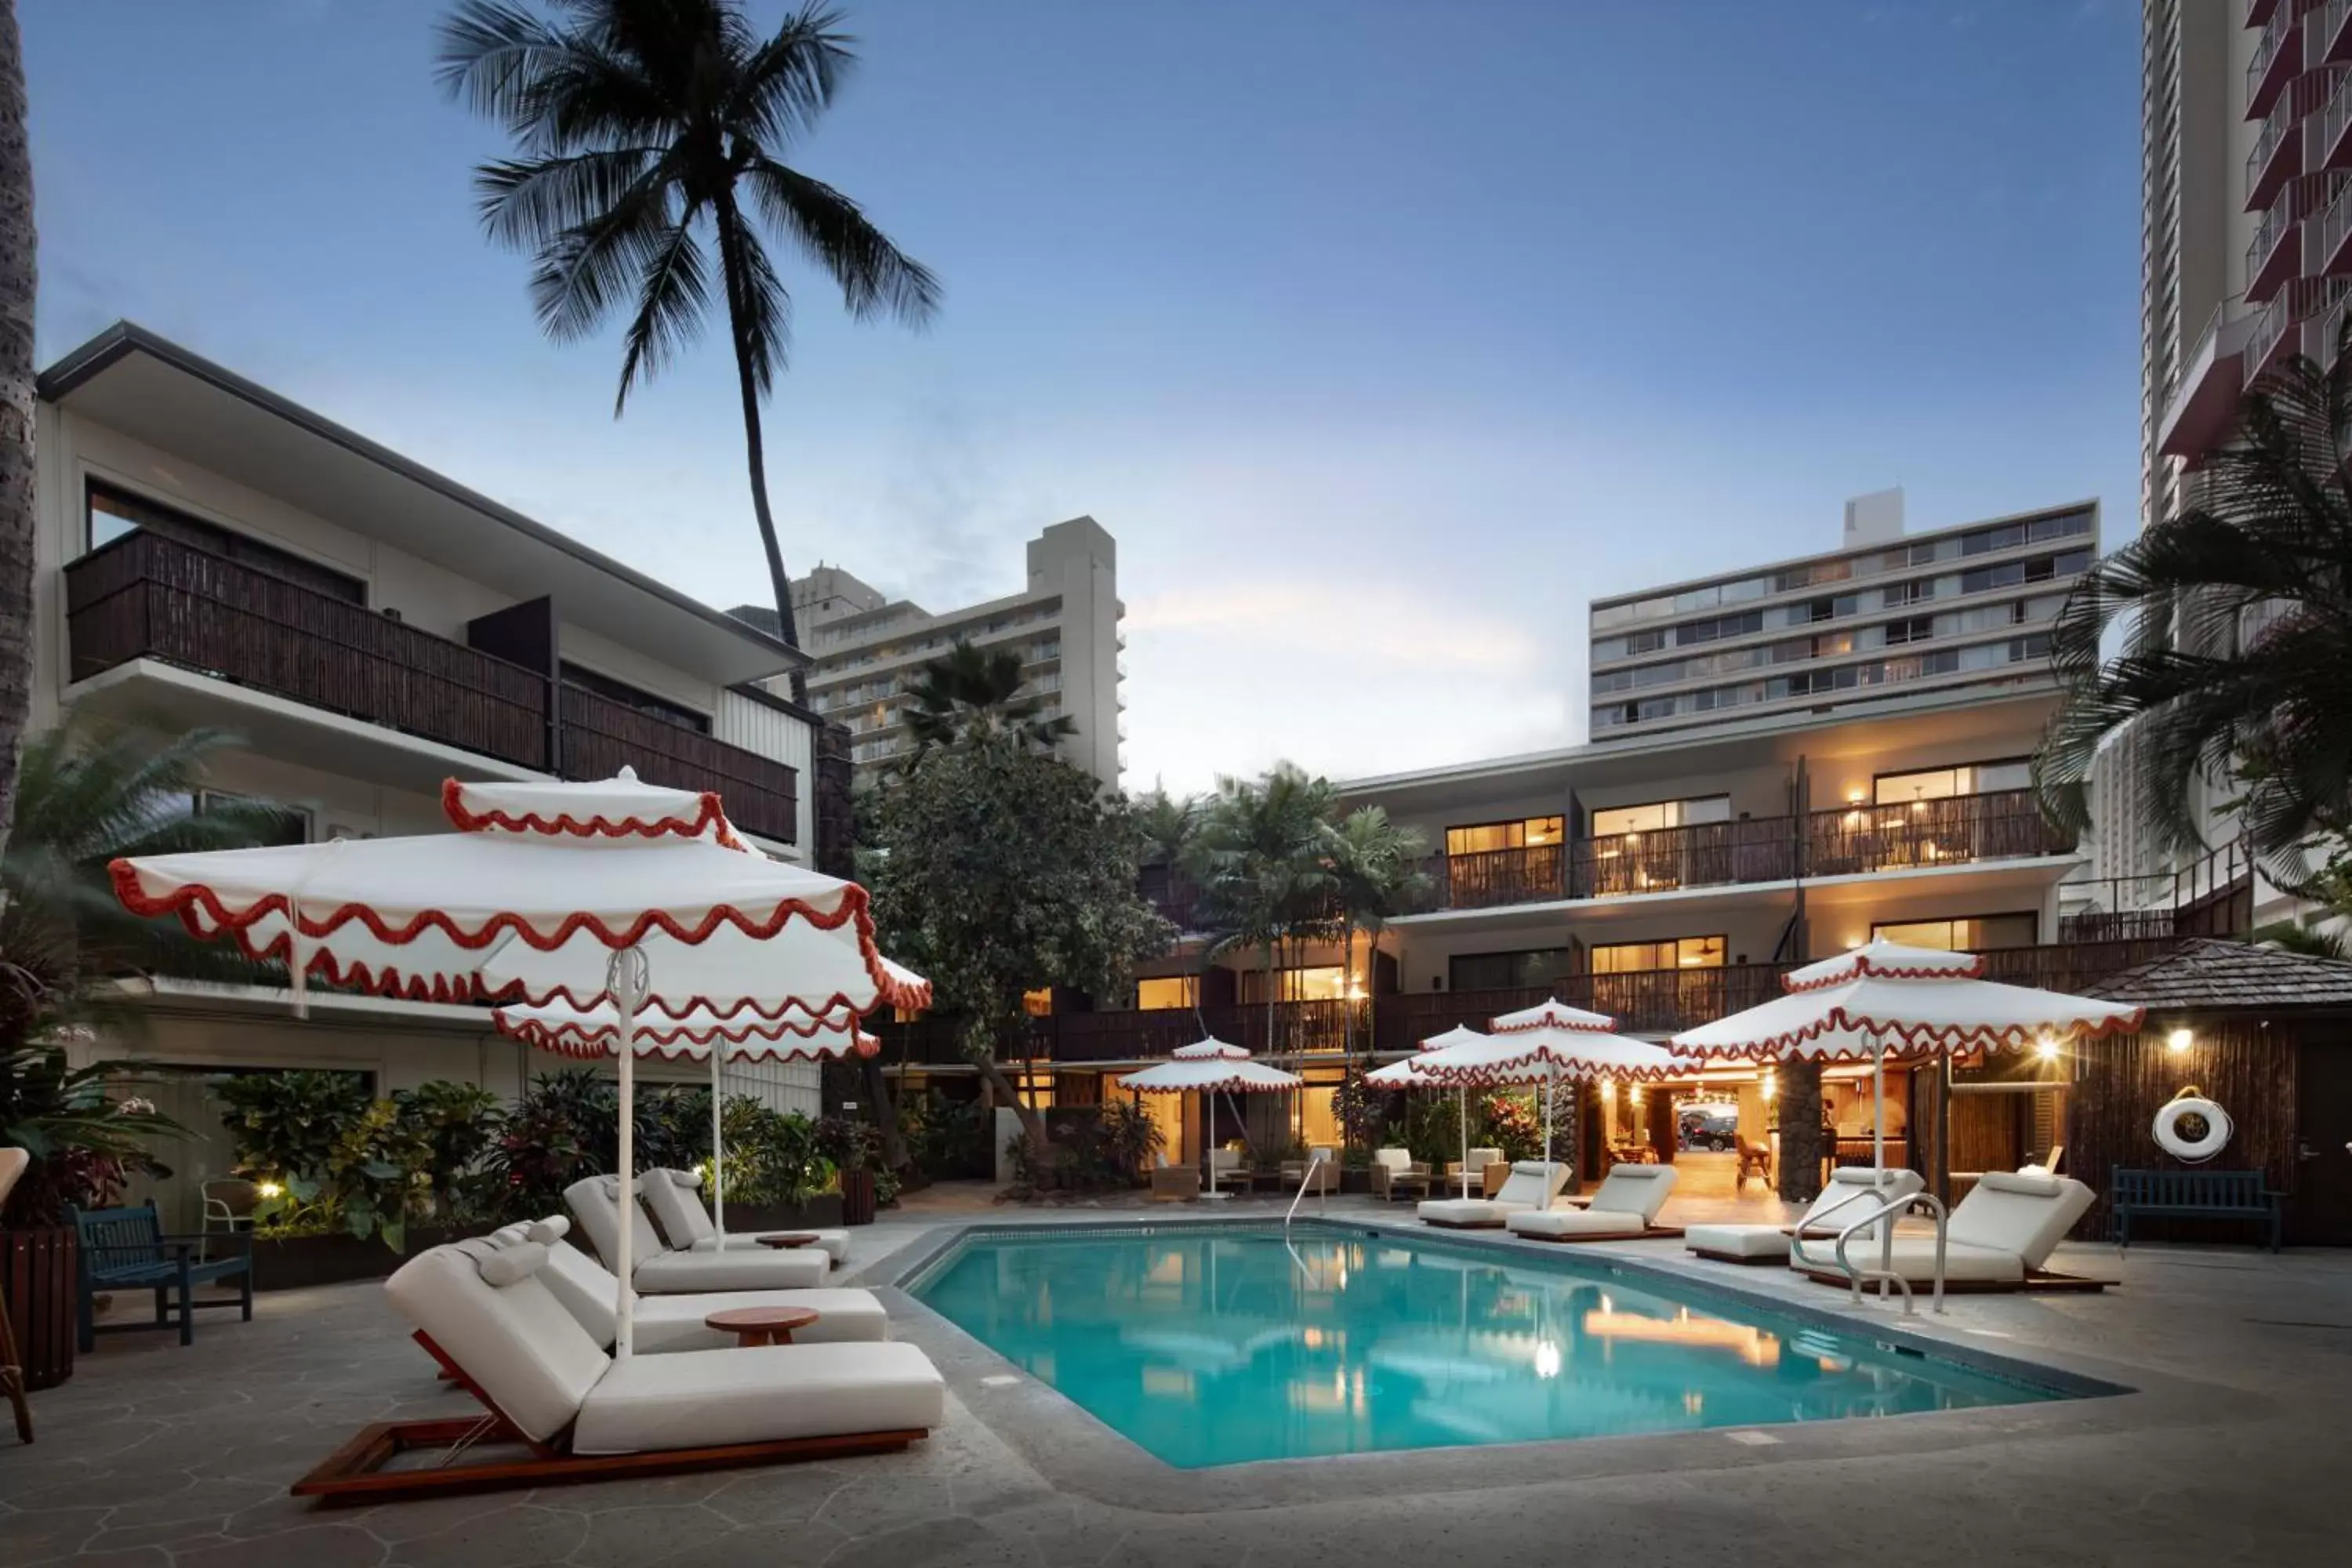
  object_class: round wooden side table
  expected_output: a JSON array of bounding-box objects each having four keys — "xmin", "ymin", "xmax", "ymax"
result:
[
  {"xmin": 704, "ymin": 1305, "xmax": 818, "ymax": 1348},
  {"xmin": 756, "ymin": 1232, "xmax": 820, "ymax": 1249}
]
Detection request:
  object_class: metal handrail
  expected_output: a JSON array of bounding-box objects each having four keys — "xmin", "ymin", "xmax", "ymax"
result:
[
  {"xmin": 1814, "ymin": 1190, "xmax": 1951, "ymax": 1316},
  {"xmin": 1283, "ymin": 1149, "xmax": 1333, "ymax": 1228}
]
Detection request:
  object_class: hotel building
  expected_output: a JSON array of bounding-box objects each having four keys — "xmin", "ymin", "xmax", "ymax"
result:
[
  {"xmin": 33, "ymin": 322, "xmax": 849, "ymax": 1224},
  {"xmin": 736, "ymin": 517, "xmax": 1125, "ymax": 787}
]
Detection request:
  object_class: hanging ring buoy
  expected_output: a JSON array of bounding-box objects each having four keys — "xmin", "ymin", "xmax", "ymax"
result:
[{"xmin": 2153, "ymin": 1087, "xmax": 2233, "ymax": 1163}]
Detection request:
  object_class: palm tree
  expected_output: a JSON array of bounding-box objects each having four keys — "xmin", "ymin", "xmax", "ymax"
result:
[
  {"xmin": 1327, "ymin": 806, "xmax": 1428, "ymax": 1059},
  {"xmin": 435, "ymin": 0, "xmax": 939, "ymax": 684},
  {"xmin": 1183, "ymin": 767, "xmax": 1338, "ymax": 1057},
  {"xmin": 0, "ymin": 0, "xmax": 35, "ymax": 869},
  {"xmin": 2036, "ymin": 318, "xmax": 2352, "ymax": 893},
  {"xmin": 899, "ymin": 641, "xmax": 1075, "ymax": 763}
]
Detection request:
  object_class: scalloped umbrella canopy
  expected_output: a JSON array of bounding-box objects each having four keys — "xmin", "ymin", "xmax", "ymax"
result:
[
  {"xmin": 1366, "ymin": 1025, "xmax": 1490, "ymax": 1196},
  {"xmin": 111, "ymin": 770, "xmax": 919, "ymax": 1359},
  {"xmin": 1669, "ymin": 938, "xmax": 2144, "ymax": 1180},
  {"xmin": 1414, "ymin": 1005, "xmax": 1681, "ymax": 1172}
]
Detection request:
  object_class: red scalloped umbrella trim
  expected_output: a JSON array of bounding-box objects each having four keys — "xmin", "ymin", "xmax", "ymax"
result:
[
  {"xmin": 497, "ymin": 1012, "xmax": 880, "ymax": 1061},
  {"xmin": 1417, "ymin": 1057, "xmax": 1681, "ymax": 1087},
  {"xmin": 1490, "ymin": 1016, "xmax": 1617, "ymax": 1034},
  {"xmin": 441, "ymin": 778, "xmax": 745, "ymax": 848},
  {"xmin": 1781, "ymin": 951, "xmax": 1988, "ymax": 993},
  {"xmin": 1669, "ymin": 1004, "xmax": 2147, "ymax": 1060},
  {"xmin": 1124, "ymin": 1076, "xmax": 1300, "ymax": 1094},
  {"xmin": 109, "ymin": 859, "xmax": 910, "ymax": 1016}
]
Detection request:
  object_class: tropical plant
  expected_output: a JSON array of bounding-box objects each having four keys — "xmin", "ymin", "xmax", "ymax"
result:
[
  {"xmin": 0, "ymin": 0, "xmax": 33, "ymax": 873},
  {"xmin": 1331, "ymin": 1069, "xmax": 1386, "ymax": 1152},
  {"xmin": 435, "ymin": 0, "xmax": 938, "ymax": 681},
  {"xmin": 1327, "ymin": 806, "xmax": 1428, "ymax": 1058},
  {"xmin": 1096, "ymin": 1098, "xmax": 1163, "ymax": 1177},
  {"xmin": 0, "ymin": 1047, "xmax": 186, "ymax": 1225},
  {"xmin": 325, "ymin": 1100, "xmax": 437, "ymax": 1251},
  {"xmin": 2, "ymin": 725, "xmax": 288, "ymax": 1054},
  {"xmin": 2036, "ymin": 317, "xmax": 2352, "ymax": 892},
  {"xmin": 1132, "ymin": 787, "xmax": 1196, "ymax": 869},
  {"xmin": 1182, "ymin": 766, "xmax": 1340, "ymax": 1054},
  {"xmin": 2250, "ymin": 918, "xmax": 2351, "ymax": 961},
  {"xmin": 868, "ymin": 733, "xmax": 1171, "ymax": 1148},
  {"xmin": 479, "ymin": 1068, "xmax": 615, "ymax": 1218},
  {"xmin": 900, "ymin": 641, "xmax": 1075, "ymax": 764},
  {"xmin": 212, "ymin": 1069, "xmax": 371, "ymax": 1205},
  {"xmin": 394, "ymin": 1081, "xmax": 506, "ymax": 1218}
]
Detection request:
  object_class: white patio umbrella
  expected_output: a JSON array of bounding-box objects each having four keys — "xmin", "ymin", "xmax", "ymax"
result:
[
  {"xmin": 1414, "ymin": 999, "xmax": 1680, "ymax": 1173},
  {"xmin": 1669, "ymin": 938, "xmax": 2146, "ymax": 1181},
  {"xmin": 112, "ymin": 769, "xmax": 916, "ymax": 1357},
  {"xmin": 1366, "ymin": 1025, "xmax": 1489, "ymax": 1197},
  {"xmin": 1119, "ymin": 1039, "xmax": 1303, "ymax": 1188}
]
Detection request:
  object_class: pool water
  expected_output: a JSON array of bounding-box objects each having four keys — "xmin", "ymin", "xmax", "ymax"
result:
[{"xmin": 913, "ymin": 1225, "xmax": 2068, "ymax": 1468}]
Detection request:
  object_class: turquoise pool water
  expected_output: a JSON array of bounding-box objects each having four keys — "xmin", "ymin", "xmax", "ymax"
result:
[{"xmin": 913, "ymin": 1225, "xmax": 2069, "ymax": 1468}]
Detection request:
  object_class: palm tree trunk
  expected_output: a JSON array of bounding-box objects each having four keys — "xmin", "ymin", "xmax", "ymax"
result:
[
  {"xmin": 0, "ymin": 1, "xmax": 34, "ymax": 871},
  {"xmin": 713, "ymin": 194, "xmax": 806, "ymax": 706}
]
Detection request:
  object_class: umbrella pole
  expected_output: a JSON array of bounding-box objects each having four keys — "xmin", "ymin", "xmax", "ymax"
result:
[
  {"xmin": 1874, "ymin": 1032, "xmax": 1891, "ymax": 1294},
  {"xmin": 1458, "ymin": 1086, "xmax": 1469, "ymax": 1199},
  {"xmin": 1543, "ymin": 1059, "xmax": 1555, "ymax": 1173},
  {"xmin": 710, "ymin": 1044, "xmax": 725, "ymax": 1242},
  {"xmin": 608, "ymin": 946, "xmax": 646, "ymax": 1361}
]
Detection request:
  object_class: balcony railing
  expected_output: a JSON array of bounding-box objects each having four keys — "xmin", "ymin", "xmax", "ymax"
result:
[
  {"xmin": 2248, "ymin": 5, "xmax": 2300, "ymax": 120},
  {"xmin": 1421, "ymin": 844, "xmax": 1567, "ymax": 909},
  {"xmin": 65, "ymin": 528, "xmax": 798, "ymax": 841},
  {"xmin": 1802, "ymin": 789, "xmax": 2071, "ymax": 877},
  {"xmin": 1573, "ymin": 818, "xmax": 1798, "ymax": 897},
  {"xmin": 2247, "ymin": 99, "xmax": 2299, "ymax": 211}
]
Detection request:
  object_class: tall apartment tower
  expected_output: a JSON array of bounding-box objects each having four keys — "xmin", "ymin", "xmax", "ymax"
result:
[
  {"xmin": 1587, "ymin": 490, "xmax": 2097, "ymax": 742},
  {"xmin": 740, "ymin": 517, "xmax": 1125, "ymax": 786}
]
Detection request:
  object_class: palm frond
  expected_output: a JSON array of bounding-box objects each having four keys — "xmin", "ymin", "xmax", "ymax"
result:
[{"xmin": 744, "ymin": 156, "xmax": 940, "ymax": 325}]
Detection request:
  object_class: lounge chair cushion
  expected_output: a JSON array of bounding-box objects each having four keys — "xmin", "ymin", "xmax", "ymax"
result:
[
  {"xmin": 1507, "ymin": 1207, "xmax": 1649, "ymax": 1239},
  {"xmin": 640, "ymin": 1167, "xmax": 848, "ymax": 1263},
  {"xmin": 1493, "ymin": 1161, "xmax": 1569, "ymax": 1208},
  {"xmin": 1946, "ymin": 1171, "xmax": 2095, "ymax": 1269},
  {"xmin": 477, "ymin": 1240, "xmax": 547, "ymax": 1287},
  {"xmin": 564, "ymin": 1175, "xmax": 666, "ymax": 1271},
  {"xmin": 515, "ymin": 1236, "xmax": 884, "ymax": 1351},
  {"xmin": 1829, "ymin": 1237, "xmax": 2027, "ymax": 1284},
  {"xmin": 636, "ymin": 1247, "xmax": 826, "ymax": 1293},
  {"xmin": 1371, "ymin": 1147, "xmax": 1413, "ymax": 1174},
  {"xmin": 1578, "ymin": 1163, "xmax": 1680, "ymax": 1224},
  {"xmin": 385, "ymin": 1243, "xmax": 608, "ymax": 1444},
  {"xmin": 1686, "ymin": 1167, "xmax": 1924, "ymax": 1261},
  {"xmin": 572, "ymin": 1341, "xmax": 945, "ymax": 1455},
  {"xmin": 1415, "ymin": 1197, "xmax": 1508, "ymax": 1225}
]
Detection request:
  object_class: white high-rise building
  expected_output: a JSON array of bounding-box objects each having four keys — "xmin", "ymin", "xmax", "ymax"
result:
[{"xmin": 742, "ymin": 517, "xmax": 1125, "ymax": 786}]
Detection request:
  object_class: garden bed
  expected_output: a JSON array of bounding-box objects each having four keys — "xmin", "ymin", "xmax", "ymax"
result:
[
  {"xmin": 251, "ymin": 1227, "xmax": 470, "ymax": 1291},
  {"xmin": 702, "ymin": 1194, "xmax": 847, "ymax": 1233}
]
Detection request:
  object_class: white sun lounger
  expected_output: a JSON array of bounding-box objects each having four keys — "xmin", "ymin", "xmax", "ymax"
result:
[
  {"xmin": 1417, "ymin": 1160, "xmax": 1568, "ymax": 1229},
  {"xmin": 1684, "ymin": 1166, "xmax": 1925, "ymax": 1264},
  {"xmin": 1791, "ymin": 1171, "xmax": 2100, "ymax": 1290},
  {"xmin": 1506, "ymin": 1163, "xmax": 1680, "ymax": 1240},
  {"xmin": 488, "ymin": 1218, "xmax": 884, "ymax": 1352},
  {"xmin": 290, "ymin": 1236, "xmax": 941, "ymax": 1502},
  {"xmin": 638, "ymin": 1168, "xmax": 847, "ymax": 1265},
  {"xmin": 565, "ymin": 1175, "xmax": 826, "ymax": 1291}
]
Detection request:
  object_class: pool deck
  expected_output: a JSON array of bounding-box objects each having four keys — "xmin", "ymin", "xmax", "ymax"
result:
[{"xmin": 5, "ymin": 1186, "xmax": 2347, "ymax": 1566}]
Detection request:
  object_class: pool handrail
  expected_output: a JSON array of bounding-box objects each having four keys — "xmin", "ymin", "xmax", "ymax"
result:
[
  {"xmin": 1283, "ymin": 1149, "xmax": 1333, "ymax": 1228},
  {"xmin": 1828, "ymin": 1189, "xmax": 1950, "ymax": 1316}
]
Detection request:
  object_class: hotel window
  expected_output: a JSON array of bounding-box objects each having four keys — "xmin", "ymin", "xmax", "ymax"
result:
[
  {"xmin": 561, "ymin": 662, "xmax": 712, "ymax": 734},
  {"xmin": 1873, "ymin": 760, "xmax": 2031, "ymax": 804},
  {"xmin": 1676, "ymin": 609, "xmax": 1765, "ymax": 646},
  {"xmin": 1626, "ymin": 627, "xmax": 1668, "ymax": 655},
  {"xmin": 1446, "ymin": 816, "xmax": 1565, "ymax": 855},
  {"xmin": 1872, "ymin": 914, "xmax": 2036, "ymax": 951},
  {"xmin": 1882, "ymin": 615, "xmax": 1935, "ymax": 646},
  {"xmin": 1590, "ymin": 935, "xmax": 1726, "ymax": 973},
  {"xmin": 86, "ymin": 482, "xmax": 367, "ymax": 604},
  {"xmin": 1588, "ymin": 795, "xmax": 1730, "ymax": 837},
  {"xmin": 1239, "ymin": 966, "xmax": 1349, "ymax": 1004},
  {"xmin": 1885, "ymin": 578, "xmax": 1934, "ymax": 607},
  {"xmin": 1022, "ymin": 988, "xmax": 1054, "ymax": 1017},
  {"xmin": 1135, "ymin": 976, "xmax": 1198, "ymax": 1011},
  {"xmin": 1450, "ymin": 948, "xmax": 1577, "ymax": 992}
]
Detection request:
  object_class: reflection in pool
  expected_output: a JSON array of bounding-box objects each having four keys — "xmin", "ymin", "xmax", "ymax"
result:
[{"xmin": 913, "ymin": 1225, "xmax": 2066, "ymax": 1468}]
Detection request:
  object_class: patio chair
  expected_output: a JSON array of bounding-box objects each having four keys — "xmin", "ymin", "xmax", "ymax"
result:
[
  {"xmin": 1369, "ymin": 1147, "xmax": 1430, "ymax": 1202},
  {"xmin": 564, "ymin": 1177, "xmax": 826, "ymax": 1293},
  {"xmin": 0, "ymin": 1148, "xmax": 30, "ymax": 1442},
  {"xmin": 487, "ymin": 1218, "xmax": 886, "ymax": 1352},
  {"xmin": 1734, "ymin": 1135, "xmax": 1773, "ymax": 1189},
  {"xmin": 1684, "ymin": 1166, "xmax": 1923, "ymax": 1265},
  {"xmin": 200, "ymin": 1178, "xmax": 260, "ymax": 1237},
  {"xmin": 291, "ymin": 1237, "xmax": 942, "ymax": 1503},
  {"xmin": 1206, "ymin": 1148, "xmax": 1249, "ymax": 1197},
  {"xmin": 1417, "ymin": 1160, "xmax": 1568, "ymax": 1229},
  {"xmin": 1507, "ymin": 1163, "xmax": 1681, "ymax": 1241},
  {"xmin": 1791, "ymin": 1171, "xmax": 2102, "ymax": 1291},
  {"xmin": 1444, "ymin": 1146, "xmax": 1504, "ymax": 1193},
  {"xmin": 1280, "ymin": 1147, "xmax": 1338, "ymax": 1195},
  {"xmin": 1149, "ymin": 1155, "xmax": 1200, "ymax": 1202},
  {"xmin": 67, "ymin": 1200, "xmax": 252, "ymax": 1352},
  {"xmin": 638, "ymin": 1169, "xmax": 845, "ymax": 1265}
]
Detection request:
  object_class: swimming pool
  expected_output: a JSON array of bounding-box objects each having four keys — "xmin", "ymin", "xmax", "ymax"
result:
[{"xmin": 911, "ymin": 1223, "xmax": 2077, "ymax": 1468}]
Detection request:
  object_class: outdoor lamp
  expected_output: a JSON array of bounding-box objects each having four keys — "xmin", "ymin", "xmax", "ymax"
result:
[{"xmin": 2167, "ymin": 1028, "xmax": 2194, "ymax": 1054}]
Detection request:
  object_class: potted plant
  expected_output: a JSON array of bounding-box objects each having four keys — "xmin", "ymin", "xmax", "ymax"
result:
[
  {"xmin": 818, "ymin": 1116, "xmax": 879, "ymax": 1225},
  {"xmin": 713, "ymin": 1101, "xmax": 845, "ymax": 1231},
  {"xmin": 1, "ymin": 1045, "xmax": 187, "ymax": 1388}
]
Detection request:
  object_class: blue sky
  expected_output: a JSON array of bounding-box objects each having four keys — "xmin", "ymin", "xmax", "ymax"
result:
[{"xmin": 23, "ymin": 0, "xmax": 2140, "ymax": 793}]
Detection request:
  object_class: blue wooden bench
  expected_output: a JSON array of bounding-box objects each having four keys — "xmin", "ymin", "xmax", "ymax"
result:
[
  {"xmin": 2109, "ymin": 1167, "xmax": 2284, "ymax": 1253},
  {"xmin": 67, "ymin": 1201, "xmax": 253, "ymax": 1352}
]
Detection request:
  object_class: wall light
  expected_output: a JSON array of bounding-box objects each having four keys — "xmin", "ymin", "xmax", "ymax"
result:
[
  {"xmin": 1761, "ymin": 1070, "xmax": 1777, "ymax": 1103},
  {"xmin": 256, "ymin": 1180, "xmax": 284, "ymax": 1200},
  {"xmin": 2167, "ymin": 1028, "xmax": 2194, "ymax": 1054},
  {"xmin": 2034, "ymin": 1035, "xmax": 2060, "ymax": 1062}
]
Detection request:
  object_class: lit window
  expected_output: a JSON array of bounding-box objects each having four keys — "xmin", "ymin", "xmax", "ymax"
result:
[
  {"xmin": 1136, "ymin": 977, "xmax": 1198, "ymax": 1011},
  {"xmin": 1022, "ymin": 988, "xmax": 1054, "ymax": 1017},
  {"xmin": 1589, "ymin": 795, "xmax": 1730, "ymax": 837},
  {"xmin": 1240, "ymin": 966, "xmax": 1348, "ymax": 1004},
  {"xmin": 1591, "ymin": 936, "xmax": 1726, "ymax": 973},
  {"xmin": 1873, "ymin": 760, "xmax": 2031, "ymax": 804},
  {"xmin": 1446, "ymin": 816, "xmax": 1565, "ymax": 855},
  {"xmin": 1872, "ymin": 915, "xmax": 2036, "ymax": 951}
]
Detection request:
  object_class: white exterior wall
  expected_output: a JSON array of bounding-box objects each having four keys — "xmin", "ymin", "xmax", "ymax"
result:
[{"xmin": 715, "ymin": 688, "xmax": 817, "ymax": 855}]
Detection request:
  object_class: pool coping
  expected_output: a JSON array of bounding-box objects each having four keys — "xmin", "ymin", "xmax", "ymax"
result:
[{"xmin": 858, "ymin": 1211, "xmax": 2275, "ymax": 1515}]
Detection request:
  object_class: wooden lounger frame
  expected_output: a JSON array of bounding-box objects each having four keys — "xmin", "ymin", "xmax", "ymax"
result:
[
  {"xmin": 290, "ymin": 1332, "xmax": 926, "ymax": 1505},
  {"xmin": 1791, "ymin": 1265, "xmax": 2111, "ymax": 1295}
]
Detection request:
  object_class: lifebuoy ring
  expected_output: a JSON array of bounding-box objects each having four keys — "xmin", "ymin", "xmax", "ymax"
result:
[{"xmin": 2153, "ymin": 1091, "xmax": 2232, "ymax": 1163}]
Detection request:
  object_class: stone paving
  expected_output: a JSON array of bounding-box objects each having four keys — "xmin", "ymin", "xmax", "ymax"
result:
[{"xmin": 4, "ymin": 1187, "xmax": 2348, "ymax": 1566}]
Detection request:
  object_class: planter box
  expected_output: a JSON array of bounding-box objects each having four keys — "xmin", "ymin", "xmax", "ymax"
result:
[
  {"xmin": 1, "ymin": 1227, "xmax": 76, "ymax": 1390},
  {"xmin": 250, "ymin": 1227, "xmax": 461, "ymax": 1292},
  {"xmin": 705, "ymin": 1195, "xmax": 846, "ymax": 1233}
]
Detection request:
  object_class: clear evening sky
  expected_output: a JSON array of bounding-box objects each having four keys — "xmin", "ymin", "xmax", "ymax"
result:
[{"xmin": 22, "ymin": 1, "xmax": 2139, "ymax": 794}]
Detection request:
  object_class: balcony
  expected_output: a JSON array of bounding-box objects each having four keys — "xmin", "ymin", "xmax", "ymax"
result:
[
  {"xmin": 2319, "ymin": 174, "xmax": 2352, "ymax": 274},
  {"xmin": 2319, "ymin": 66, "xmax": 2352, "ymax": 170},
  {"xmin": 2248, "ymin": 0, "xmax": 2278, "ymax": 27},
  {"xmin": 2247, "ymin": 98, "xmax": 2303, "ymax": 212},
  {"xmin": 2246, "ymin": 187, "xmax": 2303, "ymax": 303},
  {"xmin": 65, "ymin": 528, "xmax": 798, "ymax": 842},
  {"xmin": 1802, "ymin": 789, "xmax": 2074, "ymax": 877},
  {"xmin": 1419, "ymin": 843, "xmax": 1567, "ymax": 909},
  {"xmin": 2320, "ymin": 0, "xmax": 2352, "ymax": 67},
  {"xmin": 1573, "ymin": 818, "xmax": 1798, "ymax": 898},
  {"xmin": 2247, "ymin": 6, "xmax": 2303, "ymax": 122},
  {"xmin": 2156, "ymin": 303, "xmax": 2253, "ymax": 463}
]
